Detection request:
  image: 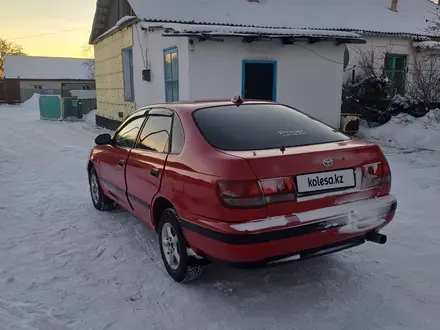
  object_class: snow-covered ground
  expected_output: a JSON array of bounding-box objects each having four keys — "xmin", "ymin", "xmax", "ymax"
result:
[
  {"xmin": 360, "ymin": 110, "xmax": 440, "ymax": 152},
  {"xmin": 1, "ymin": 98, "xmax": 440, "ymax": 329}
]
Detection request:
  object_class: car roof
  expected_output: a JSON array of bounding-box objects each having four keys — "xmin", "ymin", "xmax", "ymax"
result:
[{"xmin": 138, "ymin": 99, "xmax": 276, "ymax": 113}]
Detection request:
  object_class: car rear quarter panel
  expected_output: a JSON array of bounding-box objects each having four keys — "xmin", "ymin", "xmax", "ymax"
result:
[{"xmin": 161, "ymin": 109, "xmax": 268, "ymax": 223}]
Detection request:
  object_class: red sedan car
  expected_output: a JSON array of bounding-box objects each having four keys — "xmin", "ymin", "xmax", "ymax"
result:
[{"xmin": 87, "ymin": 97, "xmax": 397, "ymax": 283}]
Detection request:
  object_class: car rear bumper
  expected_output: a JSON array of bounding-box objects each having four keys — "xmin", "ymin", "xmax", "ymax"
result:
[{"xmin": 182, "ymin": 194, "xmax": 397, "ymax": 263}]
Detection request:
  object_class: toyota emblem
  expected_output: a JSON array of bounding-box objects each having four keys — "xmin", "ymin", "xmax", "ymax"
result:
[{"xmin": 322, "ymin": 158, "xmax": 333, "ymax": 167}]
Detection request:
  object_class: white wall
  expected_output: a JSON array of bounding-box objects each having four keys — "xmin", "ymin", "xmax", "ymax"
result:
[
  {"xmin": 343, "ymin": 36, "xmax": 415, "ymax": 82},
  {"xmin": 132, "ymin": 25, "xmax": 190, "ymax": 108},
  {"xmin": 187, "ymin": 38, "xmax": 345, "ymax": 128}
]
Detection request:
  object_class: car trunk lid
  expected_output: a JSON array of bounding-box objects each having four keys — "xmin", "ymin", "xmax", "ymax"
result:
[{"xmin": 222, "ymin": 139, "xmax": 388, "ymax": 217}]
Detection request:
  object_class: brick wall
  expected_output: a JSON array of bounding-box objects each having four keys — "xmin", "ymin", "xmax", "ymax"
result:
[{"xmin": 94, "ymin": 26, "xmax": 135, "ymax": 121}]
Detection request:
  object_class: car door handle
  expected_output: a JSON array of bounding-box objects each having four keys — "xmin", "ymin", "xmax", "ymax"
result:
[
  {"xmin": 150, "ymin": 168, "xmax": 160, "ymax": 178},
  {"xmin": 118, "ymin": 159, "xmax": 125, "ymax": 167}
]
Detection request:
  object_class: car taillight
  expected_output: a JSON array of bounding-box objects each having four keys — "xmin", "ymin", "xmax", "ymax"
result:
[
  {"xmin": 382, "ymin": 158, "xmax": 392, "ymax": 184},
  {"xmin": 260, "ymin": 177, "xmax": 296, "ymax": 204},
  {"xmin": 217, "ymin": 181, "xmax": 265, "ymax": 208},
  {"xmin": 216, "ymin": 177, "xmax": 296, "ymax": 208},
  {"xmin": 361, "ymin": 160, "xmax": 392, "ymax": 189}
]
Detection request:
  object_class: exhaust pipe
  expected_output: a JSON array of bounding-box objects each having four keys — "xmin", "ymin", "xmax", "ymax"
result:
[{"xmin": 366, "ymin": 232, "xmax": 387, "ymax": 244}]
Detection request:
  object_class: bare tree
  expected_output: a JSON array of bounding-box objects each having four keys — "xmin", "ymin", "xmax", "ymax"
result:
[
  {"xmin": 357, "ymin": 48, "xmax": 381, "ymax": 78},
  {"xmin": 407, "ymin": 55, "xmax": 440, "ymax": 104},
  {"xmin": 80, "ymin": 44, "xmax": 95, "ymax": 80},
  {"xmin": 406, "ymin": 54, "xmax": 440, "ymax": 121},
  {"xmin": 83, "ymin": 58, "xmax": 95, "ymax": 80},
  {"xmin": 342, "ymin": 47, "xmax": 396, "ymax": 126},
  {"xmin": 426, "ymin": 6, "xmax": 440, "ymax": 37},
  {"xmin": 0, "ymin": 38, "xmax": 27, "ymax": 76},
  {"xmin": 348, "ymin": 46, "xmax": 397, "ymax": 79}
]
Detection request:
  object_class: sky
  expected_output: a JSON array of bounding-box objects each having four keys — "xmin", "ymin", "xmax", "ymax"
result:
[{"xmin": 1, "ymin": 0, "xmax": 96, "ymax": 58}]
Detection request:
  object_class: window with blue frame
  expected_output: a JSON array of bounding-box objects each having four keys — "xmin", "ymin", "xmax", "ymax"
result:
[
  {"xmin": 163, "ymin": 47, "xmax": 179, "ymax": 102},
  {"xmin": 122, "ymin": 47, "xmax": 135, "ymax": 101}
]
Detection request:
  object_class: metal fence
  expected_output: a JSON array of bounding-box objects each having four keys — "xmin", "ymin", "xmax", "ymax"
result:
[
  {"xmin": 79, "ymin": 98, "xmax": 97, "ymax": 114},
  {"xmin": 1, "ymin": 79, "xmax": 21, "ymax": 104}
]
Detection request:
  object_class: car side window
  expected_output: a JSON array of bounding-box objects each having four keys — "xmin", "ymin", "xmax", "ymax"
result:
[
  {"xmin": 171, "ymin": 115, "xmax": 185, "ymax": 154},
  {"xmin": 114, "ymin": 116, "xmax": 146, "ymax": 148},
  {"xmin": 136, "ymin": 115, "xmax": 173, "ymax": 153}
]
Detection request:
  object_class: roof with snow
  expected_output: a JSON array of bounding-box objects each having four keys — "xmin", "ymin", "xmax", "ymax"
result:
[
  {"xmin": 4, "ymin": 56, "xmax": 94, "ymax": 80},
  {"xmin": 413, "ymin": 40, "xmax": 440, "ymax": 49},
  {"xmin": 94, "ymin": 16, "xmax": 138, "ymax": 43},
  {"xmin": 126, "ymin": 0, "xmax": 439, "ymax": 38},
  {"xmin": 144, "ymin": 22, "xmax": 365, "ymax": 43}
]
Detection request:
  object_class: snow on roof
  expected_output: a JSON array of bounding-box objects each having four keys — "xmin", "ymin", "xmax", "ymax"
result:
[
  {"xmin": 4, "ymin": 55, "xmax": 94, "ymax": 80},
  {"xmin": 413, "ymin": 40, "xmax": 440, "ymax": 49},
  {"xmin": 145, "ymin": 22, "xmax": 364, "ymax": 41},
  {"xmin": 127, "ymin": 0, "xmax": 439, "ymax": 37},
  {"xmin": 95, "ymin": 16, "xmax": 138, "ymax": 41}
]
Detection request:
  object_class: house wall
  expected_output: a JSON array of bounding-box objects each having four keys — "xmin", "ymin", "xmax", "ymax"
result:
[
  {"xmin": 187, "ymin": 39, "xmax": 346, "ymax": 128},
  {"xmin": 20, "ymin": 80, "xmax": 62, "ymax": 90},
  {"xmin": 60, "ymin": 82, "xmax": 96, "ymax": 97},
  {"xmin": 93, "ymin": 25, "xmax": 135, "ymax": 122},
  {"xmin": 132, "ymin": 26, "xmax": 190, "ymax": 108},
  {"xmin": 343, "ymin": 35, "xmax": 416, "ymax": 83}
]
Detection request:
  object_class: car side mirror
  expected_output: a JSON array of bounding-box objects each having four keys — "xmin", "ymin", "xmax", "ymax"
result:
[{"xmin": 95, "ymin": 133, "xmax": 113, "ymax": 145}]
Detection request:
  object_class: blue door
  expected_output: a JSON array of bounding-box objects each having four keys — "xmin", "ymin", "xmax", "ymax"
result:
[{"xmin": 242, "ymin": 60, "xmax": 277, "ymax": 101}]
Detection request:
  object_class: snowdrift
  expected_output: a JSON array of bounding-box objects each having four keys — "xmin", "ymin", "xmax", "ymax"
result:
[
  {"xmin": 0, "ymin": 93, "xmax": 40, "ymax": 119},
  {"xmin": 21, "ymin": 93, "xmax": 39, "ymax": 108},
  {"xmin": 19, "ymin": 93, "xmax": 41, "ymax": 119},
  {"xmin": 360, "ymin": 110, "xmax": 440, "ymax": 151},
  {"xmin": 84, "ymin": 109, "xmax": 97, "ymax": 124}
]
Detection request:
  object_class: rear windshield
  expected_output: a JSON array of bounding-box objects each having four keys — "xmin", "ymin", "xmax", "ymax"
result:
[{"xmin": 193, "ymin": 104, "xmax": 349, "ymax": 151}]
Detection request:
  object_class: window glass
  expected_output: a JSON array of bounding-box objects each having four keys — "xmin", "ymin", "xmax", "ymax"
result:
[
  {"xmin": 164, "ymin": 47, "xmax": 179, "ymax": 102},
  {"xmin": 193, "ymin": 104, "xmax": 349, "ymax": 151},
  {"xmin": 171, "ymin": 52, "xmax": 178, "ymax": 79},
  {"xmin": 115, "ymin": 116, "xmax": 145, "ymax": 148},
  {"xmin": 122, "ymin": 47, "xmax": 134, "ymax": 101},
  {"xmin": 384, "ymin": 53, "xmax": 407, "ymax": 95},
  {"xmin": 137, "ymin": 116, "xmax": 172, "ymax": 153},
  {"xmin": 171, "ymin": 115, "xmax": 185, "ymax": 154}
]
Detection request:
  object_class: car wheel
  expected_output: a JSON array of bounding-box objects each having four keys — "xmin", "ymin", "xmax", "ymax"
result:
[
  {"xmin": 89, "ymin": 167, "xmax": 115, "ymax": 211},
  {"xmin": 158, "ymin": 208, "xmax": 203, "ymax": 283}
]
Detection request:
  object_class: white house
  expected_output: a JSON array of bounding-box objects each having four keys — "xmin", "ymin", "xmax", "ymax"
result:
[
  {"xmin": 339, "ymin": 0, "xmax": 440, "ymax": 97},
  {"xmin": 89, "ymin": 0, "xmax": 365, "ymax": 130},
  {"xmin": 89, "ymin": 0, "xmax": 440, "ymax": 131}
]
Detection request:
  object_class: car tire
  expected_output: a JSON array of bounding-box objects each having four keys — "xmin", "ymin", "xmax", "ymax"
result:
[
  {"xmin": 158, "ymin": 208, "xmax": 204, "ymax": 283},
  {"xmin": 89, "ymin": 167, "xmax": 115, "ymax": 211}
]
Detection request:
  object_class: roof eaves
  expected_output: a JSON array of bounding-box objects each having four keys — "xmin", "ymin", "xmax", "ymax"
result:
[
  {"xmin": 141, "ymin": 18, "xmax": 435, "ymax": 40},
  {"xmin": 162, "ymin": 32, "xmax": 366, "ymax": 45},
  {"xmin": 413, "ymin": 40, "xmax": 440, "ymax": 50},
  {"xmin": 16, "ymin": 78, "xmax": 96, "ymax": 82},
  {"xmin": 143, "ymin": 20, "xmax": 366, "ymax": 44},
  {"xmin": 91, "ymin": 17, "xmax": 139, "ymax": 44},
  {"xmin": 345, "ymin": 29, "xmax": 433, "ymax": 39}
]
